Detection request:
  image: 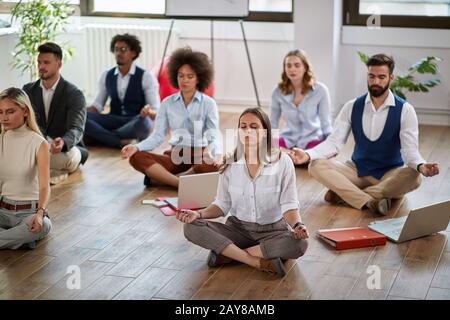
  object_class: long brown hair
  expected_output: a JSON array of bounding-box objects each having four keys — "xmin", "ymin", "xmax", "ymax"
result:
[
  {"xmin": 0, "ymin": 87, "xmax": 42, "ymax": 136},
  {"xmin": 278, "ymin": 49, "xmax": 315, "ymax": 95},
  {"xmin": 219, "ymin": 107, "xmax": 280, "ymax": 173}
]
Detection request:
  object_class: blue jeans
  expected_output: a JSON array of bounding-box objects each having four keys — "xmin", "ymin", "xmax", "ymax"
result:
[
  {"xmin": 0, "ymin": 197, "xmax": 52, "ymax": 250},
  {"xmin": 84, "ymin": 112, "xmax": 153, "ymax": 148}
]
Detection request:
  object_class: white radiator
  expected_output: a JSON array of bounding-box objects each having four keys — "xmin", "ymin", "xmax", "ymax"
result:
[{"xmin": 83, "ymin": 24, "xmax": 179, "ymax": 99}]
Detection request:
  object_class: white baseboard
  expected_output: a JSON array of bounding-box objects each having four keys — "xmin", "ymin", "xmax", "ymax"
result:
[{"xmin": 416, "ymin": 107, "xmax": 450, "ymax": 126}]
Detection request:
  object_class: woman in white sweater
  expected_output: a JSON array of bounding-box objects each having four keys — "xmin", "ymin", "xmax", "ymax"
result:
[{"xmin": 0, "ymin": 87, "xmax": 52, "ymax": 249}]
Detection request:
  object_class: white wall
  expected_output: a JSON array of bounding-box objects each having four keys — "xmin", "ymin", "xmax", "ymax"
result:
[
  {"xmin": 293, "ymin": 1, "xmax": 450, "ymax": 126},
  {"xmin": 2, "ymin": 4, "xmax": 449, "ymax": 125},
  {"xmin": 0, "ymin": 14, "xmax": 294, "ymax": 112}
]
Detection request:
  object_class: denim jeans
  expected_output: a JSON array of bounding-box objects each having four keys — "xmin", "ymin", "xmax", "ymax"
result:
[
  {"xmin": 84, "ymin": 112, "xmax": 153, "ymax": 148},
  {"xmin": 0, "ymin": 197, "xmax": 52, "ymax": 250}
]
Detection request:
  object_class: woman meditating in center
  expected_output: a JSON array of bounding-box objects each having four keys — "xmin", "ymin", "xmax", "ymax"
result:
[
  {"xmin": 121, "ymin": 47, "xmax": 222, "ymax": 187},
  {"xmin": 176, "ymin": 107, "xmax": 309, "ymax": 278}
]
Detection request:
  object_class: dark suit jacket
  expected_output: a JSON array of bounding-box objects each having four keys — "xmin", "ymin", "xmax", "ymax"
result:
[{"xmin": 23, "ymin": 77, "xmax": 86, "ymax": 152}]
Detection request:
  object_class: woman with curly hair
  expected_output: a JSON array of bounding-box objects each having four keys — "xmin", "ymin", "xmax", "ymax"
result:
[
  {"xmin": 270, "ymin": 49, "xmax": 332, "ymax": 157},
  {"xmin": 121, "ymin": 47, "xmax": 222, "ymax": 188}
]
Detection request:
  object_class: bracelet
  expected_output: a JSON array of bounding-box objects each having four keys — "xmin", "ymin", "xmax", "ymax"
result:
[
  {"xmin": 36, "ymin": 207, "xmax": 49, "ymax": 217},
  {"xmin": 293, "ymin": 221, "xmax": 305, "ymax": 230},
  {"xmin": 416, "ymin": 163, "xmax": 424, "ymax": 172},
  {"xmin": 198, "ymin": 211, "xmax": 203, "ymax": 219}
]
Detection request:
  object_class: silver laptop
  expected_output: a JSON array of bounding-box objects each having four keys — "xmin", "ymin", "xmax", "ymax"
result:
[
  {"xmin": 165, "ymin": 172, "xmax": 220, "ymax": 210},
  {"xmin": 368, "ymin": 200, "xmax": 450, "ymax": 243}
]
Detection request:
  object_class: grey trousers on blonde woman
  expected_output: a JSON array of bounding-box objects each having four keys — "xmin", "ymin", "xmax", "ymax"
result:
[
  {"xmin": 184, "ymin": 216, "xmax": 308, "ymax": 260},
  {"xmin": 308, "ymin": 159, "xmax": 422, "ymax": 209}
]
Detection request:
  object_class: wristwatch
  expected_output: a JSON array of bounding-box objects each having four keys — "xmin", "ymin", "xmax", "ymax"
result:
[
  {"xmin": 37, "ymin": 207, "xmax": 49, "ymax": 218},
  {"xmin": 293, "ymin": 221, "xmax": 305, "ymax": 230}
]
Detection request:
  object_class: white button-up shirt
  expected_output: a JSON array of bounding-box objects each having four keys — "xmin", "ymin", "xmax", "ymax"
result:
[
  {"xmin": 40, "ymin": 77, "xmax": 60, "ymax": 120},
  {"xmin": 307, "ymin": 90, "xmax": 426, "ymax": 170},
  {"xmin": 212, "ymin": 152, "xmax": 299, "ymax": 225},
  {"xmin": 91, "ymin": 63, "xmax": 160, "ymax": 112}
]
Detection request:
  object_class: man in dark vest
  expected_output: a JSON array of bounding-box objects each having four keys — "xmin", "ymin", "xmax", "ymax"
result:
[
  {"xmin": 85, "ymin": 33, "xmax": 160, "ymax": 148},
  {"xmin": 289, "ymin": 54, "xmax": 439, "ymax": 215}
]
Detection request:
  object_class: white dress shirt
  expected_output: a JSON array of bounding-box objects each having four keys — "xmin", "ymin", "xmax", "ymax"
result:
[
  {"xmin": 91, "ymin": 63, "xmax": 160, "ymax": 112},
  {"xmin": 212, "ymin": 152, "xmax": 299, "ymax": 225},
  {"xmin": 40, "ymin": 77, "xmax": 60, "ymax": 120},
  {"xmin": 307, "ymin": 90, "xmax": 426, "ymax": 170}
]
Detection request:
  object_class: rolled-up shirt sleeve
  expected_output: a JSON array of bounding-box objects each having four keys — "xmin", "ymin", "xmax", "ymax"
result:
[
  {"xmin": 135, "ymin": 100, "xmax": 168, "ymax": 151},
  {"xmin": 400, "ymin": 102, "xmax": 426, "ymax": 170},
  {"xmin": 204, "ymin": 99, "xmax": 223, "ymax": 156},
  {"xmin": 143, "ymin": 71, "xmax": 160, "ymax": 111},
  {"xmin": 307, "ymin": 100, "xmax": 353, "ymax": 161},
  {"xmin": 91, "ymin": 71, "xmax": 108, "ymax": 112},
  {"xmin": 211, "ymin": 169, "xmax": 231, "ymax": 216},
  {"xmin": 280, "ymin": 155, "xmax": 300, "ymax": 214}
]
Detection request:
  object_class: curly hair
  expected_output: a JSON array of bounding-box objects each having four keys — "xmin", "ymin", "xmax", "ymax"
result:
[
  {"xmin": 167, "ymin": 47, "xmax": 213, "ymax": 92},
  {"xmin": 278, "ymin": 49, "xmax": 315, "ymax": 95},
  {"xmin": 110, "ymin": 33, "xmax": 142, "ymax": 60}
]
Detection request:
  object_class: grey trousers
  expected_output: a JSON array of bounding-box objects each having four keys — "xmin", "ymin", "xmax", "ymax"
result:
[
  {"xmin": 184, "ymin": 215, "xmax": 308, "ymax": 260},
  {"xmin": 0, "ymin": 197, "xmax": 52, "ymax": 250}
]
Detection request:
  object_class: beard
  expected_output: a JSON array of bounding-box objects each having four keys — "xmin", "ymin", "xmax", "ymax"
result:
[
  {"xmin": 40, "ymin": 72, "xmax": 53, "ymax": 80},
  {"xmin": 368, "ymin": 81, "xmax": 390, "ymax": 98}
]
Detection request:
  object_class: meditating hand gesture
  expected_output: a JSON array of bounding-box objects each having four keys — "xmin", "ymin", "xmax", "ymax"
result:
[
  {"xmin": 121, "ymin": 144, "xmax": 138, "ymax": 159},
  {"xmin": 418, "ymin": 163, "xmax": 439, "ymax": 177},
  {"xmin": 288, "ymin": 148, "xmax": 310, "ymax": 165},
  {"xmin": 176, "ymin": 209, "xmax": 201, "ymax": 224}
]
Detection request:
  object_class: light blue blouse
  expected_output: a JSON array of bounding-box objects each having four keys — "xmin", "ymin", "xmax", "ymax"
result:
[
  {"xmin": 136, "ymin": 91, "xmax": 222, "ymax": 156},
  {"xmin": 269, "ymin": 82, "xmax": 332, "ymax": 149}
]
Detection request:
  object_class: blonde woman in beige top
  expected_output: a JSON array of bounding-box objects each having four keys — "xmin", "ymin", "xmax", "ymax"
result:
[{"xmin": 0, "ymin": 87, "xmax": 51, "ymax": 249}]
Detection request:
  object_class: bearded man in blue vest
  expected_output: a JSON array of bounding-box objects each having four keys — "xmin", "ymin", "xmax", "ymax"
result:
[
  {"xmin": 289, "ymin": 54, "xmax": 439, "ymax": 215},
  {"xmin": 85, "ymin": 33, "xmax": 160, "ymax": 148}
]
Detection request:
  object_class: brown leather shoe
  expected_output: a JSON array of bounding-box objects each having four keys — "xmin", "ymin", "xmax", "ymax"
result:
[
  {"xmin": 324, "ymin": 189, "xmax": 346, "ymax": 205},
  {"xmin": 207, "ymin": 251, "xmax": 234, "ymax": 267},
  {"xmin": 366, "ymin": 198, "xmax": 391, "ymax": 215},
  {"xmin": 259, "ymin": 258, "xmax": 286, "ymax": 278}
]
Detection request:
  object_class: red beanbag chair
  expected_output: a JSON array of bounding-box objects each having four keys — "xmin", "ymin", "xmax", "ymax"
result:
[{"xmin": 152, "ymin": 57, "xmax": 214, "ymax": 101}]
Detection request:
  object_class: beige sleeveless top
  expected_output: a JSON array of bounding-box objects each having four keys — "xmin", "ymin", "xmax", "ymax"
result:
[{"xmin": 0, "ymin": 124, "xmax": 46, "ymax": 201}]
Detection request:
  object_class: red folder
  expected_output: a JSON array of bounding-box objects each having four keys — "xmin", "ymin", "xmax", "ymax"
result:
[{"xmin": 316, "ymin": 227, "xmax": 386, "ymax": 250}]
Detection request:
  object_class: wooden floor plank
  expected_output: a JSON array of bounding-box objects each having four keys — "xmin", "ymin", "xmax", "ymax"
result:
[
  {"xmin": 74, "ymin": 275, "xmax": 134, "ymax": 300},
  {"xmin": 1, "ymin": 119, "xmax": 448, "ymax": 300},
  {"xmin": 35, "ymin": 260, "xmax": 115, "ymax": 300},
  {"xmin": 113, "ymin": 267, "xmax": 178, "ymax": 300},
  {"xmin": 89, "ymin": 229, "xmax": 153, "ymax": 263}
]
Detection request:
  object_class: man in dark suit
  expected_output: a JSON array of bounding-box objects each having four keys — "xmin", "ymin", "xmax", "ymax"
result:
[{"xmin": 23, "ymin": 42, "xmax": 88, "ymax": 184}]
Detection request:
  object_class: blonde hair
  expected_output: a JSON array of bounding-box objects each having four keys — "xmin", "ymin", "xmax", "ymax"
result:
[
  {"xmin": 0, "ymin": 87, "xmax": 43, "ymax": 136},
  {"xmin": 278, "ymin": 49, "xmax": 315, "ymax": 95}
]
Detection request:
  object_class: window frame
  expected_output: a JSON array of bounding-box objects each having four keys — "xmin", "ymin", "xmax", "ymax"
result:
[
  {"xmin": 79, "ymin": 0, "xmax": 293, "ymax": 22},
  {"xmin": 343, "ymin": 0, "xmax": 450, "ymax": 29}
]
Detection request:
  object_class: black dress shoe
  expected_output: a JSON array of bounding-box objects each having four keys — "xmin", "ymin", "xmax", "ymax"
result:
[
  {"xmin": 143, "ymin": 176, "xmax": 151, "ymax": 187},
  {"xmin": 78, "ymin": 146, "xmax": 89, "ymax": 165}
]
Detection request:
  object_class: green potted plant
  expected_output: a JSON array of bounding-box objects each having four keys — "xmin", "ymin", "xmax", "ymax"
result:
[
  {"xmin": 10, "ymin": 0, "xmax": 74, "ymax": 81},
  {"xmin": 357, "ymin": 51, "xmax": 442, "ymax": 100}
]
